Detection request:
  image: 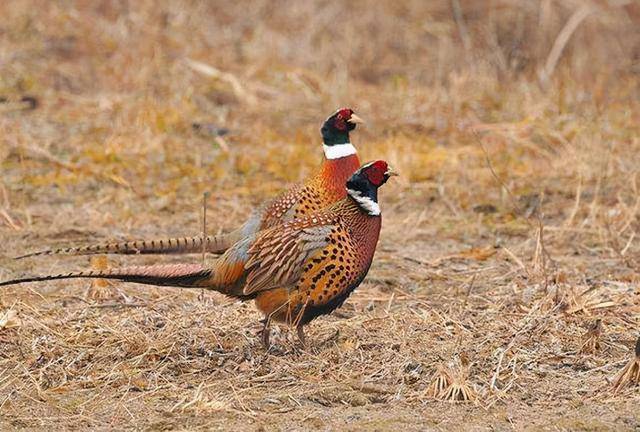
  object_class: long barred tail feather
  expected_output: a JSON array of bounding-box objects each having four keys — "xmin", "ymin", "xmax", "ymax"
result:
[
  {"xmin": 14, "ymin": 233, "xmax": 237, "ymax": 260},
  {"xmin": 0, "ymin": 264, "xmax": 213, "ymax": 288}
]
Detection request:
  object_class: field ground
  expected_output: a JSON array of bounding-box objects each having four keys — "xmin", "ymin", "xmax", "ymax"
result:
[{"xmin": 1, "ymin": 1, "xmax": 640, "ymax": 430}]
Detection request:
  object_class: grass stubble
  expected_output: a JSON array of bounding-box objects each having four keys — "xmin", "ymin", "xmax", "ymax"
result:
[{"xmin": 1, "ymin": 1, "xmax": 640, "ymax": 430}]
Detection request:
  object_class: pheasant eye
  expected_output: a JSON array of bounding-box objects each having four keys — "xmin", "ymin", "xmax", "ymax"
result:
[
  {"xmin": 334, "ymin": 116, "xmax": 347, "ymax": 131},
  {"xmin": 337, "ymin": 108, "xmax": 352, "ymax": 119}
]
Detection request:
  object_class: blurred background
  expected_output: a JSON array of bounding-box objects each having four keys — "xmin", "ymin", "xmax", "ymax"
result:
[
  {"xmin": 1, "ymin": 1, "xmax": 640, "ymax": 428},
  {"xmin": 1, "ymin": 1, "xmax": 639, "ymax": 227}
]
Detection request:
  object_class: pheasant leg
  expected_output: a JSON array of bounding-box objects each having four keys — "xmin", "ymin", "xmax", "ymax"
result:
[
  {"xmin": 296, "ymin": 325, "xmax": 306, "ymax": 347},
  {"xmin": 260, "ymin": 318, "xmax": 271, "ymax": 348}
]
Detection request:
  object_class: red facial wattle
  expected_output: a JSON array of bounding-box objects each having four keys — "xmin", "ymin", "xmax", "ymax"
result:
[
  {"xmin": 337, "ymin": 108, "xmax": 353, "ymax": 118},
  {"xmin": 364, "ymin": 161, "xmax": 389, "ymax": 186},
  {"xmin": 334, "ymin": 117, "xmax": 347, "ymax": 131},
  {"xmin": 333, "ymin": 108, "xmax": 354, "ymax": 131}
]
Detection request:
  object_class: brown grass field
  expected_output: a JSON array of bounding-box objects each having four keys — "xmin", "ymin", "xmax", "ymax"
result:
[{"xmin": 1, "ymin": 1, "xmax": 640, "ymax": 430}]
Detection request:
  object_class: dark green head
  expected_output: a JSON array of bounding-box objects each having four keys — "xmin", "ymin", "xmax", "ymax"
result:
[{"xmin": 320, "ymin": 107, "xmax": 364, "ymax": 146}]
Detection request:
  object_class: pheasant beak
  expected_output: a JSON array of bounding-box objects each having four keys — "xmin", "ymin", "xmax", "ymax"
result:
[
  {"xmin": 385, "ymin": 166, "xmax": 399, "ymax": 177},
  {"xmin": 347, "ymin": 113, "xmax": 365, "ymax": 125}
]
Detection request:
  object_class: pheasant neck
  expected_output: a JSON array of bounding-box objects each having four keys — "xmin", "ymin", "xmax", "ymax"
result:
[
  {"xmin": 340, "ymin": 199, "xmax": 382, "ymax": 254},
  {"xmin": 319, "ymin": 153, "xmax": 361, "ymax": 195},
  {"xmin": 346, "ymin": 186, "xmax": 380, "ymax": 216}
]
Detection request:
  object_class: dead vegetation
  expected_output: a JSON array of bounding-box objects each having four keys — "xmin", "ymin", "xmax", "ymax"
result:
[
  {"xmin": 1, "ymin": 0, "xmax": 640, "ymax": 429},
  {"xmin": 612, "ymin": 336, "xmax": 640, "ymax": 394}
]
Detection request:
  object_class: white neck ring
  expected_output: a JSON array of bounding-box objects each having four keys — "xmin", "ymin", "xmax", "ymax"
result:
[
  {"xmin": 323, "ymin": 143, "xmax": 357, "ymax": 160},
  {"xmin": 347, "ymin": 188, "xmax": 381, "ymax": 216}
]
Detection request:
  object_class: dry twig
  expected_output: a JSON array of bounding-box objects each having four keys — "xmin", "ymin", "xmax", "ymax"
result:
[
  {"xmin": 580, "ymin": 319, "xmax": 603, "ymax": 355},
  {"xmin": 612, "ymin": 336, "xmax": 640, "ymax": 394}
]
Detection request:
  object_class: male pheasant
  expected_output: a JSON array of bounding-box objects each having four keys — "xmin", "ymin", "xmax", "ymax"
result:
[
  {"xmin": 1, "ymin": 161, "xmax": 396, "ymax": 346},
  {"xmin": 16, "ymin": 108, "xmax": 364, "ymax": 259}
]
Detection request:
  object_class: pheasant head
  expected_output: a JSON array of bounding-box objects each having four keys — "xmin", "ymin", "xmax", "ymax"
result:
[
  {"xmin": 321, "ymin": 107, "xmax": 364, "ymax": 158},
  {"xmin": 346, "ymin": 160, "xmax": 397, "ymax": 216}
]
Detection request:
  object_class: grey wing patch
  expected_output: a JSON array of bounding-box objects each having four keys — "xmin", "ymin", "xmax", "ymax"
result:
[
  {"xmin": 240, "ymin": 212, "xmax": 263, "ymax": 238},
  {"xmin": 226, "ymin": 233, "xmax": 257, "ymax": 261}
]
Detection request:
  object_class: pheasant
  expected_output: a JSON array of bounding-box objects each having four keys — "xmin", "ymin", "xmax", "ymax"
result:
[
  {"xmin": 16, "ymin": 108, "xmax": 364, "ymax": 259},
  {"xmin": 1, "ymin": 161, "xmax": 397, "ymax": 347}
]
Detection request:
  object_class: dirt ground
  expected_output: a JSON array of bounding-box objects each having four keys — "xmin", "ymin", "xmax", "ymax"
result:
[{"xmin": 1, "ymin": 1, "xmax": 640, "ymax": 430}]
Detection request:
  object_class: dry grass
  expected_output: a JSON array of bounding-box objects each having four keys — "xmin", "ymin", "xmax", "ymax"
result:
[{"xmin": 1, "ymin": 0, "xmax": 640, "ymax": 429}]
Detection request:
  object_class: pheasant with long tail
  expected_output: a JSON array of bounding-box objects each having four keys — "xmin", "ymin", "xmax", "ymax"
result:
[
  {"xmin": 16, "ymin": 108, "xmax": 364, "ymax": 259},
  {"xmin": 1, "ymin": 161, "xmax": 397, "ymax": 347}
]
